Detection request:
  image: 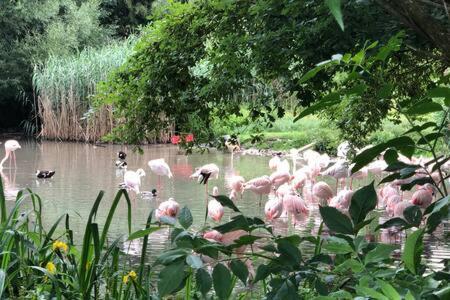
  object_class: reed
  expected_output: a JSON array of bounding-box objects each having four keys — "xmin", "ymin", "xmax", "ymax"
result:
[{"xmin": 33, "ymin": 38, "xmax": 136, "ymax": 142}]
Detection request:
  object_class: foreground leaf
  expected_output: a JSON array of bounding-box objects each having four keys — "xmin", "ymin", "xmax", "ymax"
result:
[
  {"xmin": 213, "ymin": 263, "xmax": 232, "ymax": 300},
  {"xmin": 178, "ymin": 206, "xmax": 193, "ymax": 229},
  {"xmin": 230, "ymin": 260, "xmax": 248, "ymax": 286},
  {"xmin": 158, "ymin": 261, "xmax": 186, "ymax": 297},
  {"xmin": 365, "ymin": 244, "xmax": 398, "ymax": 264},
  {"xmin": 349, "ymin": 182, "xmax": 377, "ymax": 229},
  {"xmin": 195, "ymin": 268, "xmax": 212, "ymax": 296},
  {"xmin": 402, "ymin": 229, "xmax": 424, "ymax": 274},
  {"xmin": 319, "ymin": 206, "xmax": 354, "ymax": 235},
  {"xmin": 211, "ymin": 195, "xmax": 240, "ymax": 212}
]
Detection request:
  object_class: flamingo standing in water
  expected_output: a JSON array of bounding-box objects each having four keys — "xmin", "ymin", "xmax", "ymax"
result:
[
  {"xmin": 148, "ymin": 158, "xmax": 172, "ymax": 185},
  {"xmin": 312, "ymin": 181, "xmax": 334, "ymax": 206},
  {"xmin": 227, "ymin": 175, "xmax": 245, "ymax": 200},
  {"xmin": 269, "ymin": 155, "xmax": 281, "ymax": 171},
  {"xmin": 244, "ymin": 175, "xmax": 272, "ymax": 205},
  {"xmin": 123, "ymin": 169, "xmax": 146, "ymax": 193},
  {"xmin": 282, "ymin": 194, "xmax": 309, "ymax": 224},
  {"xmin": 410, "ymin": 184, "xmax": 435, "ymax": 209},
  {"xmin": 269, "ymin": 169, "xmax": 291, "ymax": 188},
  {"xmin": 191, "ymin": 163, "xmax": 220, "ymax": 222},
  {"xmin": 265, "ymin": 197, "xmax": 283, "ymax": 221},
  {"xmin": 0, "ymin": 140, "xmax": 21, "ymax": 169},
  {"xmin": 207, "ymin": 186, "xmax": 224, "ymax": 222},
  {"xmin": 321, "ymin": 159, "xmax": 349, "ymax": 193}
]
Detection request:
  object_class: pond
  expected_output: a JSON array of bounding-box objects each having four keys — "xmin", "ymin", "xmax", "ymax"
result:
[{"xmin": 1, "ymin": 140, "xmax": 449, "ymax": 270}]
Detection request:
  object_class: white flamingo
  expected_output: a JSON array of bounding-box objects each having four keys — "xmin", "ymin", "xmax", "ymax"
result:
[
  {"xmin": 123, "ymin": 169, "xmax": 146, "ymax": 193},
  {"xmin": 0, "ymin": 140, "xmax": 21, "ymax": 169},
  {"xmin": 148, "ymin": 158, "xmax": 172, "ymax": 185}
]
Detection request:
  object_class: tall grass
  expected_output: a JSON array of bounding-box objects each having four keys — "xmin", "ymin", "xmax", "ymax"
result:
[{"xmin": 33, "ymin": 38, "xmax": 136, "ymax": 142}]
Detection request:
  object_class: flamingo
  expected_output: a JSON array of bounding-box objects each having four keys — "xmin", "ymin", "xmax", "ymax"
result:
[
  {"xmin": 275, "ymin": 183, "xmax": 295, "ymax": 200},
  {"xmin": 411, "ymin": 184, "xmax": 434, "ymax": 209},
  {"xmin": 385, "ymin": 195, "xmax": 402, "ymax": 216},
  {"xmin": 337, "ymin": 141, "xmax": 351, "ymax": 159},
  {"xmin": 380, "ymin": 184, "xmax": 400, "ymax": 206},
  {"xmin": 321, "ymin": 159, "xmax": 349, "ymax": 192},
  {"xmin": 265, "ymin": 197, "xmax": 283, "ymax": 220},
  {"xmin": 276, "ymin": 159, "xmax": 290, "ymax": 172},
  {"xmin": 291, "ymin": 169, "xmax": 309, "ymax": 190},
  {"xmin": 208, "ymin": 199, "xmax": 224, "ymax": 222},
  {"xmin": 155, "ymin": 198, "xmax": 180, "ymax": 221},
  {"xmin": 269, "ymin": 155, "xmax": 281, "ymax": 170},
  {"xmin": 191, "ymin": 163, "xmax": 220, "ymax": 222},
  {"xmin": 244, "ymin": 175, "xmax": 272, "ymax": 205},
  {"xmin": 312, "ymin": 181, "xmax": 334, "ymax": 206},
  {"xmin": 269, "ymin": 169, "xmax": 291, "ymax": 188},
  {"xmin": 123, "ymin": 169, "xmax": 146, "ymax": 193},
  {"xmin": 0, "ymin": 140, "xmax": 21, "ymax": 169},
  {"xmin": 148, "ymin": 158, "xmax": 172, "ymax": 185},
  {"xmin": 203, "ymin": 230, "xmax": 247, "ymax": 254},
  {"xmin": 227, "ymin": 175, "xmax": 245, "ymax": 200},
  {"xmin": 330, "ymin": 188, "xmax": 354, "ymax": 211},
  {"xmin": 282, "ymin": 194, "xmax": 309, "ymax": 224},
  {"xmin": 394, "ymin": 201, "xmax": 413, "ymax": 218}
]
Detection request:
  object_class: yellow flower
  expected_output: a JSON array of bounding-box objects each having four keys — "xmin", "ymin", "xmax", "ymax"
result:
[
  {"xmin": 52, "ymin": 240, "xmax": 68, "ymax": 253},
  {"xmin": 123, "ymin": 270, "xmax": 137, "ymax": 284},
  {"xmin": 46, "ymin": 262, "xmax": 56, "ymax": 274}
]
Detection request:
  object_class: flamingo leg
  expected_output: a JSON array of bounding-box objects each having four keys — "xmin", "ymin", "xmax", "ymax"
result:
[
  {"xmin": 13, "ymin": 152, "xmax": 16, "ymax": 169},
  {"xmin": 335, "ymin": 178, "xmax": 338, "ymax": 194},
  {"xmin": 204, "ymin": 182, "xmax": 209, "ymax": 224},
  {"xmin": 259, "ymin": 195, "xmax": 262, "ymax": 207}
]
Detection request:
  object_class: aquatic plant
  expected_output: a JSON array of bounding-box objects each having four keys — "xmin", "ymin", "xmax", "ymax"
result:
[{"xmin": 33, "ymin": 37, "xmax": 136, "ymax": 142}]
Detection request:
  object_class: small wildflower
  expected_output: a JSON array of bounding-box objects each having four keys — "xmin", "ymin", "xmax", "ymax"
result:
[
  {"xmin": 123, "ymin": 270, "xmax": 137, "ymax": 284},
  {"xmin": 46, "ymin": 262, "xmax": 56, "ymax": 274},
  {"xmin": 52, "ymin": 240, "xmax": 68, "ymax": 253}
]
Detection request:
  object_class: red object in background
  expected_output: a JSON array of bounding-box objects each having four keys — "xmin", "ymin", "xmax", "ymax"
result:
[
  {"xmin": 185, "ymin": 134, "xmax": 194, "ymax": 143},
  {"xmin": 171, "ymin": 135, "xmax": 181, "ymax": 145}
]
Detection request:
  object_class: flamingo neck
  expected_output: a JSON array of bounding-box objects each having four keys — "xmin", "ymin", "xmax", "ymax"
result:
[{"xmin": 0, "ymin": 150, "xmax": 10, "ymax": 169}]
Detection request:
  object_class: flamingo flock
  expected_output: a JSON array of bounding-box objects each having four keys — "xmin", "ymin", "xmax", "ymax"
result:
[{"xmin": 1, "ymin": 139, "xmax": 444, "ymax": 232}]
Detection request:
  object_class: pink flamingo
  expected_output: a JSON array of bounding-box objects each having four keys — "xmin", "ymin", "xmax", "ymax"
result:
[
  {"xmin": 380, "ymin": 184, "xmax": 400, "ymax": 206},
  {"xmin": 282, "ymin": 194, "xmax": 309, "ymax": 224},
  {"xmin": 0, "ymin": 140, "xmax": 21, "ymax": 169},
  {"xmin": 302, "ymin": 180, "xmax": 317, "ymax": 204},
  {"xmin": 291, "ymin": 170, "xmax": 308, "ymax": 190},
  {"xmin": 265, "ymin": 197, "xmax": 283, "ymax": 220},
  {"xmin": 348, "ymin": 164, "xmax": 369, "ymax": 188},
  {"xmin": 330, "ymin": 188, "xmax": 354, "ymax": 210},
  {"xmin": 244, "ymin": 175, "xmax": 272, "ymax": 205},
  {"xmin": 208, "ymin": 186, "xmax": 224, "ymax": 222},
  {"xmin": 275, "ymin": 183, "xmax": 295, "ymax": 200},
  {"xmin": 227, "ymin": 175, "xmax": 245, "ymax": 200},
  {"xmin": 155, "ymin": 198, "xmax": 180, "ymax": 220},
  {"xmin": 191, "ymin": 163, "xmax": 220, "ymax": 219},
  {"xmin": 410, "ymin": 184, "xmax": 434, "ymax": 209},
  {"xmin": 321, "ymin": 159, "xmax": 349, "ymax": 192},
  {"xmin": 385, "ymin": 195, "xmax": 402, "ymax": 216},
  {"xmin": 269, "ymin": 155, "xmax": 281, "ymax": 170},
  {"xmin": 203, "ymin": 229, "xmax": 247, "ymax": 254},
  {"xmin": 269, "ymin": 170, "xmax": 291, "ymax": 188},
  {"xmin": 312, "ymin": 181, "xmax": 334, "ymax": 206},
  {"xmin": 148, "ymin": 158, "xmax": 172, "ymax": 185},
  {"xmin": 394, "ymin": 201, "xmax": 412, "ymax": 218}
]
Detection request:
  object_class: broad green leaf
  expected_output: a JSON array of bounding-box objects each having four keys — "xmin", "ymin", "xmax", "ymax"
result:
[
  {"xmin": 178, "ymin": 206, "xmax": 193, "ymax": 229},
  {"xmin": 405, "ymin": 291, "xmax": 415, "ymax": 300},
  {"xmin": 375, "ymin": 217, "xmax": 409, "ymax": 231},
  {"xmin": 377, "ymin": 280, "xmax": 401, "ymax": 300},
  {"xmin": 277, "ymin": 239, "xmax": 302, "ymax": 266},
  {"xmin": 253, "ymin": 264, "xmax": 270, "ymax": 283},
  {"xmin": 325, "ymin": 0, "xmax": 344, "ymax": 31},
  {"xmin": 319, "ymin": 206, "xmax": 354, "ymax": 235},
  {"xmin": 158, "ymin": 261, "xmax": 186, "ymax": 297},
  {"xmin": 230, "ymin": 260, "xmax": 248, "ymax": 285},
  {"xmin": 407, "ymin": 101, "xmax": 442, "ymax": 115},
  {"xmin": 417, "ymin": 132, "xmax": 444, "ymax": 145},
  {"xmin": 399, "ymin": 177, "xmax": 434, "ymax": 191},
  {"xmin": 294, "ymin": 92, "xmax": 340, "ymax": 121},
  {"xmin": 349, "ymin": 182, "xmax": 377, "ymax": 229},
  {"xmin": 403, "ymin": 205, "xmax": 422, "ymax": 226},
  {"xmin": 214, "ymin": 215, "xmax": 249, "ymax": 233},
  {"xmin": 195, "ymin": 268, "xmax": 212, "ymax": 296},
  {"xmin": 352, "ymin": 136, "xmax": 415, "ymax": 173},
  {"xmin": 323, "ymin": 236, "xmax": 353, "ymax": 254},
  {"xmin": 365, "ymin": 244, "xmax": 398, "ymax": 264},
  {"xmin": 186, "ymin": 254, "xmax": 203, "ymax": 269},
  {"xmin": 404, "ymin": 121, "xmax": 437, "ymax": 134},
  {"xmin": 427, "ymin": 86, "xmax": 450, "ymax": 106},
  {"xmin": 402, "ymin": 229, "xmax": 424, "ymax": 274},
  {"xmin": 127, "ymin": 227, "xmax": 160, "ymax": 240},
  {"xmin": 213, "ymin": 263, "xmax": 232, "ymax": 300},
  {"xmin": 424, "ymin": 195, "xmax": 449, "ymax": 215},
  {"xmin": 299, "ymin": 65, "xmax": 325, "ymax": 83},
  {"xmin": 327, "ymin": 290, "xmax": 353, "ymax": 299},
  {"xmin": 352, "ymin": 49, "xmax": 365, "ymax": 65},
  {"xmin": 155, "ymin": 248, "xmax": 188, "ymax": 265},
  {"xmin": 273, "ymin": 279, "xmax": 300, "ymax": 300},
  {"xmin": 211, "ymin": 195, "xmax": 240, "ymax": 212},
  {"xmin": 334, "ymin": 258, "xmax": 364, "ymax": 273},
  {"xmin": 356, "ymin": 286, "xmax": 389, "ymax": 300}
]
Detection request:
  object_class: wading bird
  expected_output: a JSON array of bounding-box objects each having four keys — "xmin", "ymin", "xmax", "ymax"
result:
[
  {"xmin": 123, "ymin": 169, "xmax": 146, "ymax": 194},
  {"xmin": 244, "ymin": 175, "xmax": 272, "ymax": 205},
  {"xmin": 148, "ymin": 158, "xmax": 173, "ymax": 185},
  {"xmin": 0, "ymin": 140, "xmax": 21, "ymax": 169}
]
